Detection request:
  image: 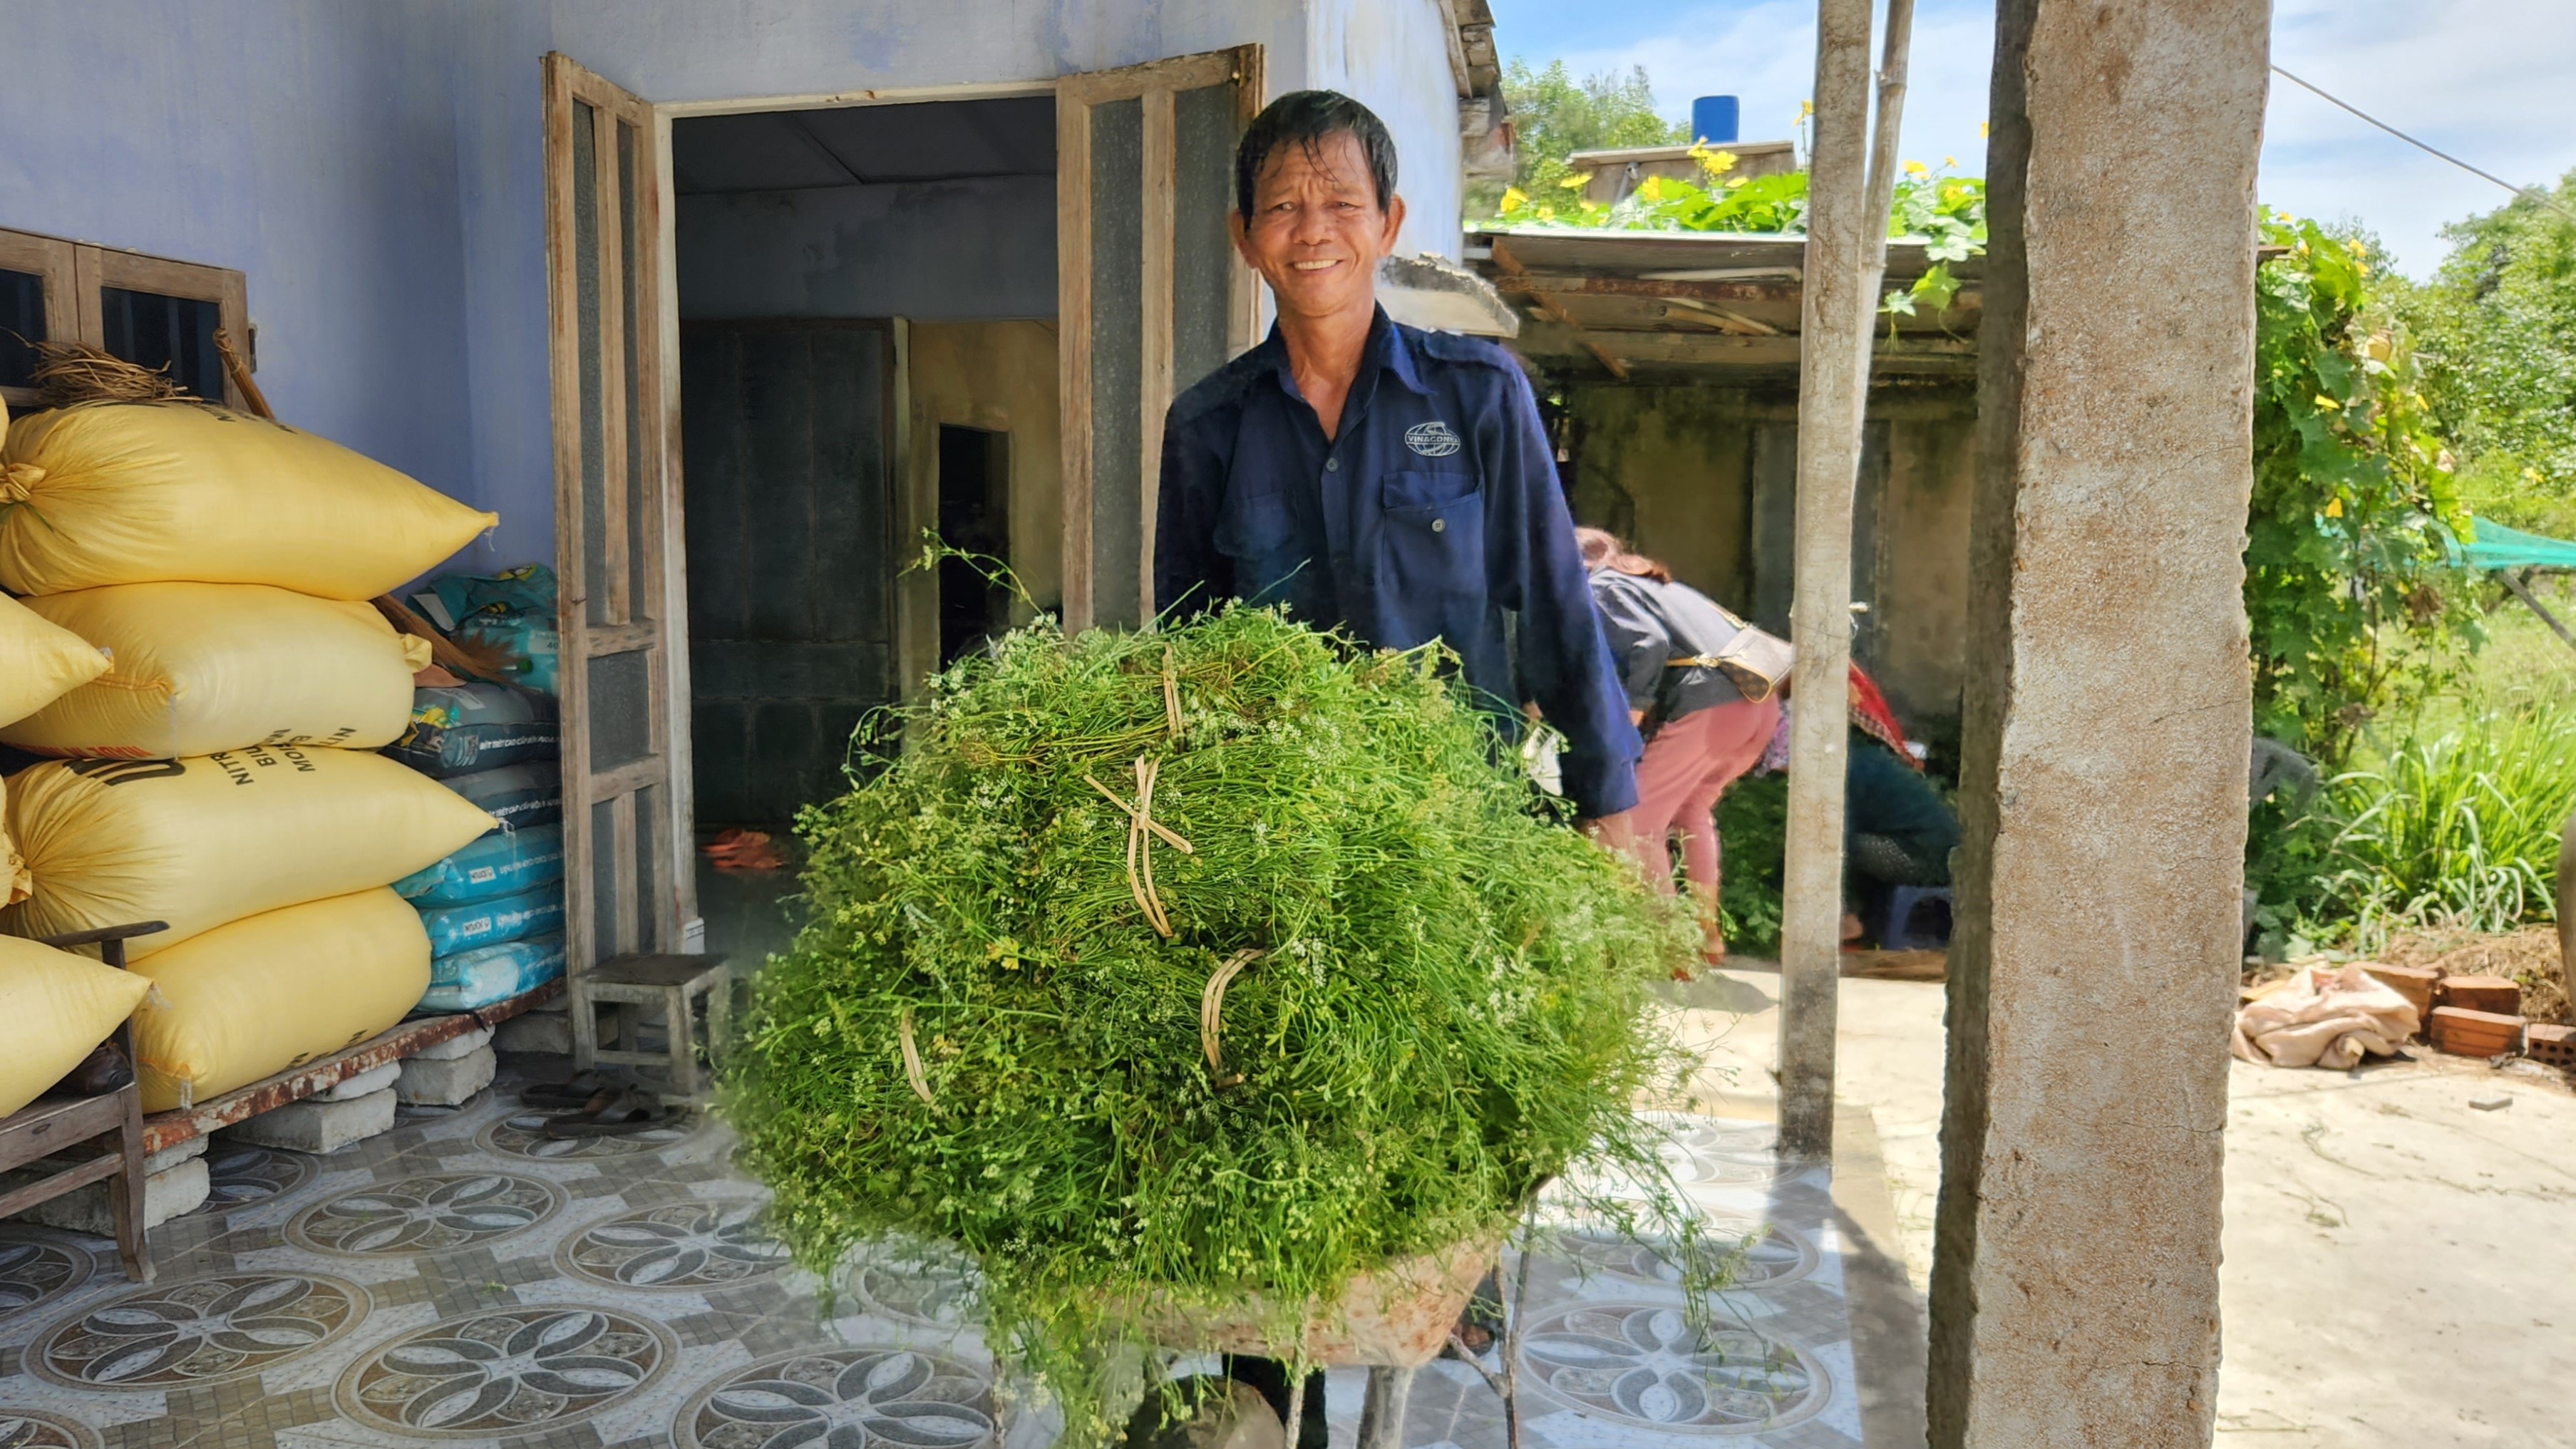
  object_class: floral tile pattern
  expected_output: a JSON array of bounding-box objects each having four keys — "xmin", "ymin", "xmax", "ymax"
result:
[
  {"xmin": 1555, "ymin": 1217, "xmax": 1819, "ymax": 1292},
  {"xmin": 476, "ymin": 1107, "xmax": 698, "ymax": 1162},
  {"xmin": 556, "ymin": 1197, "xmax": 790, "ymax": 1291},
  {"xmin": 334, "ymin": 1304, "xmax": 676, "ymax": 1438},
  {"xmin": 0, "ymin": 1411, "xmax": 97, "ymax": 1449},
  {"xmin": 844, "ymin": 1240, "xmax": 979, "ymax": 1327},
  {"xmin": 0, "ymin": 1232, "xmax": 92, "ymax": 1320},
  {"xmin": 1514, "ymin": 1301, "xmax": 1833, "ymax": 1435},
  {"xmin": 195, "ymin": 1143, "xmax": 316, "ymax": 1210},
  {"xmin": 289, "ymin": 1173, "xmax": 565, "ymax": 1258},
  {"xmin": 31, "ymin": 1272, "xmax": 366, "ymax": 1391},
  {"xmin": 2, "ymin": 1073, "xmax": 1869, "ymax": 1449},
  {"xmin": 675, "ymin": 1348, "xmax": 998, "ymax": 1449}
]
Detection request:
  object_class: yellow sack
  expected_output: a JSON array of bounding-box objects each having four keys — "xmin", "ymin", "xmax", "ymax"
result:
[
  {"xmin": 1, "ymin": 770, "xmax": 25, "ymax": 908},
  {"xmin": 5, "ymin": 747, "xmax": 496, "ymax": 959},
  {"xmin": 130, "ymin": 887, "xmax": 430, "ymax": 1111},
  {"xmin": 0, "ymin": 583, "xmax": 432, "ymax": 759},
  {"xmin": 0, "ymin": 933, "xmax": 152, "ymax": 1118},
  {"xmin": 0, "ymin": 592, "xmax": 110, "ymax": 730},
  {"xmin": 0, "ymin": 401, "xmax": 497, "ymax": 599}
]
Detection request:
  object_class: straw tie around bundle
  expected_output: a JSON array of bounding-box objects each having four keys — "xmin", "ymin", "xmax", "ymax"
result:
[
  {"xmin": 1200, "ymin": 949, "xmax": 1265, "ymax": 1088},
  {"xmin": 897, "ymin": 1009, "xmax": 935, "ymax": 1104},
  {"xmin": 1084, "ymin": 756, "xmax": 1193, "ymax": 939},
  {"xmin": 30, "ymin": 341, "xmax": 192, "ymax": 406}
]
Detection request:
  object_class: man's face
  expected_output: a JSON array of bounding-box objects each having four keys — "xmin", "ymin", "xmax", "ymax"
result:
[{"xmin": 1232, "ymin": 131, "xmax": 1406, "ymax": 323}]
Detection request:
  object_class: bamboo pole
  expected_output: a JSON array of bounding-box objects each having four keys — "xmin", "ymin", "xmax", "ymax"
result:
[{"xmin": 1777, "ymin": 0, "xmax": 1893, "ymax": 1160}]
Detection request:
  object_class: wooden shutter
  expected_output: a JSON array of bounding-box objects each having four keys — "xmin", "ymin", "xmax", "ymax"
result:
[
  {"xmin": 542, "ymin": 53, "xmax": 693, "ymax": 981},
  {"xmin": 1057, "ymin": 46, "xmax": 1264, "ymax": 631}
]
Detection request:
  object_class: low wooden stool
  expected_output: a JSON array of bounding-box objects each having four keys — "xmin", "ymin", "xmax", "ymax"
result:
[
  {"xmin": 572, "ymin": 953, "xmax": 732, "ymax": 1101},
  {"xmin": 0, "ymin": 921, "xmax": 169, "ymax": 1283}
]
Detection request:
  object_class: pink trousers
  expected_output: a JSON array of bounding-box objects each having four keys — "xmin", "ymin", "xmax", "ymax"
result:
[{"xmin": 1616, "ymin": 696, "xmax": 1783, "ymax": 948}]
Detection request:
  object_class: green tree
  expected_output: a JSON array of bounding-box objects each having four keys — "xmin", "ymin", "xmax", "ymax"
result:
[
  {"xmin": 1490, "ymin": 59, "xmax": 1686, "ymax": 205},
  {"xmin": 2247, "ymin": 212, "xmax": 2475, "ymax": 763},
  {"xmin": 2396, "ymin": 170, "xmax": 2576, "ymax": 536}
]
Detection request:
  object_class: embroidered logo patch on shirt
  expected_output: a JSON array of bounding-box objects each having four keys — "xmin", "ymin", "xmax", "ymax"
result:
[{"xmin": 1404, "ymin": 421, "xmax": 1463, "ymax": 458}]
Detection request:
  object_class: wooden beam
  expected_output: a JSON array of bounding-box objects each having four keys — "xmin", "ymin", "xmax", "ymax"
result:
[
  {"xmin": 1494, "ymin": 273, "xmax": 1803, "ymax": 304},
  {"xmin": 2501, "ymin": 568, "xmax": 2576, "ymax": 654},
  {"xmin": 1140, "ymin": 88, "xmax": 1177, "ymax": 627},
  {"xmin": 1489, "ymin": 239, "xmax": 1628, "ymax": 380},
  {"xmin": 1512, "ymin": 320, "xmax": 1975, "ymax": 372},
  {"xmin": 1490, "ymin": 271, "xmax": 1981, "ymax": 320},
  {"xmin": 1664, "ymin": 295, "xmax": 1783, "ymax": 336},
  {"xmin": 138, "ymin": 984, "xmax": 564, "ymax": 1153}
]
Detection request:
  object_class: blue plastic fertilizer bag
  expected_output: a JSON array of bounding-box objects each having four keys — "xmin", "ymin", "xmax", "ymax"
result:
[
  {"xmin": 418, "ymin": 934, "xmax": 567, "ymax": 1013},
  {"xmin": 418, "ymin": 885, "xmax": 564, "ymax": 958},
  {"xmin": 386, "ymin": 683, "xmax": 559, "ymax": 777},
  {"xmin": 441, "ymin": 762, "xmax": 561, "ymax": 832},
  {"xmin": 395, "ymin": 825, "xmax": 567, "ymax": 908},
  {"xmin": 431, "ymin": 565, "xmax": 555, "ymax": 625},
  {"xmin": 458, "ymin": 616, "xmax": 560, "ymax": 696},
  {"xmin": 429, "ymin": 566, "xmax": 561, "ymax": 696}
]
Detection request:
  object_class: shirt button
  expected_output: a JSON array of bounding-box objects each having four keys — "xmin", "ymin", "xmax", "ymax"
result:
[
  {"xmin": 1325, "ymin": 458, "xmax": 1339, "ymax": 473},
  {"xmin": 1431, "ymin": 517, "xmax": 1447, "ymax": 534}
]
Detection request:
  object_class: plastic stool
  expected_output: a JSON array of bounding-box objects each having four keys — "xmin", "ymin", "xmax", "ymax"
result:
[{"xmin": 1877, "ymin": 886, "xmax": 1953, "ymax": 952}]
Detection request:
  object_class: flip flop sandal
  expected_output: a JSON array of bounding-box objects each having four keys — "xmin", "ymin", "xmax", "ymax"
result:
[
  {"xmin": 519, "ymin": 1070, "xmax": 624, "ymax": 1108},
  {"xmin": 542, "ymin": 1088, "xmax": 684, "ymax": 1138}
]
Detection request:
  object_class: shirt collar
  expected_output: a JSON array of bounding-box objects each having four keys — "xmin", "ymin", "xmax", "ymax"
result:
[{"xmin": 1257, "ymin": 305, "xmax": 1438, "ymax": 408}]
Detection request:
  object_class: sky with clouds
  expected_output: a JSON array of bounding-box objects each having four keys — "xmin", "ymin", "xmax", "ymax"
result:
[{"xmin": 1484, "ymin": 0, "xmax": 2576, "ymax": 279}]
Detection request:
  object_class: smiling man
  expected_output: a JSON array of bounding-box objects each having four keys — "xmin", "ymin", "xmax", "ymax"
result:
[{"xmin": 1155, "ymin": 90, "xmax": 1642, "ymax": 827}]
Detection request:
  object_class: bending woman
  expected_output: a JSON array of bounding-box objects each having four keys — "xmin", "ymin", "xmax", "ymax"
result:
[{"xmin": 1577, "ymin": 527, "xmax": 1783, "ymax": 964}]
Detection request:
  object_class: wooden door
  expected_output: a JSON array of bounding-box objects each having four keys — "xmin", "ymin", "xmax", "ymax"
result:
[
  {"xmin": 1056, "ymin": 46, "xmax": 1265, "ymax": 631},
  {"xmin": 542, "ymin": 53, "xmax": 694, "ymax": 979}
]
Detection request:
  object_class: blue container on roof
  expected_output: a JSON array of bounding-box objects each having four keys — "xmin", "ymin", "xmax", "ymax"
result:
[{"xmin": 1692, "ymin": 95, "xmax": 1741, "ymax": 145}]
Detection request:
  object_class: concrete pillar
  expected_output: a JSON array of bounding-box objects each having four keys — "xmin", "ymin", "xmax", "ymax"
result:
[
  {"xmin": 1777, "ymin": 0, "xmax": 1880, "ymax": 1160},
  {"xmin": 1926, "ymin": 2, "xmax": 2267, "ymax": 1445}
]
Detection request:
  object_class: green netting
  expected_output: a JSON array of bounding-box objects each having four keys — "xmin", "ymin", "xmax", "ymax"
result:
[{"xmin": 2447, "ymin": 516, "xmax": 2576, "ymax": 573}]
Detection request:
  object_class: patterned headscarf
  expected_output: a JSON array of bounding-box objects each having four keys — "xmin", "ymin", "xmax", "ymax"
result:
[{"xmin": 1753, "ymin": 663, "xmax": 1921, "ymax": 774}]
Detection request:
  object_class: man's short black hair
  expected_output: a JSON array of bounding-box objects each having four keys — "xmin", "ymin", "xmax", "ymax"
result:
[{"xmin": 1234, "ymin": 90, "xmax": 1398, "ymax": 220}]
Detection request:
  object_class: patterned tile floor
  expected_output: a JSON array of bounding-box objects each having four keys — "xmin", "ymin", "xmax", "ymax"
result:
[{"xmin": 1, "ymin": 1083, "xmax": 1863, "ymax": 1449}]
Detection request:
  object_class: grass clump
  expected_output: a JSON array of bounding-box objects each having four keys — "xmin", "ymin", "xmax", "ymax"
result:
[{"xmin": 723, "ymin": 602, "xmax": 1702, "ymax": 1442}]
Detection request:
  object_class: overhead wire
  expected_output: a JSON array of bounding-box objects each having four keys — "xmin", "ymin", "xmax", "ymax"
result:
[{"xmin": 2270, "ymin": 63, "xmax": 2576, "ymax": 226}]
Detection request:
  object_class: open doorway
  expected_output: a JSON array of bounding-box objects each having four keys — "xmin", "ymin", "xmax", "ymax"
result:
[
  {"xmin": 541, "ymin": 50, "xmax": 1261, "ymax": 983},
  {"xmin": 668, "ymin": 94, "xmax": 1058, "ymax": 966}
]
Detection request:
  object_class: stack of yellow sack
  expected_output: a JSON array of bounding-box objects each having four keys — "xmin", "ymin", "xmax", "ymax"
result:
[{"xmin": 1, "ymin": 401, "xmax": 502, "ymax": 1110}]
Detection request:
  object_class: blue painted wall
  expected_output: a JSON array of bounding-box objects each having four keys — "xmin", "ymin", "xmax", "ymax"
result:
[
  {"xmin": 0, "ymin": 1, "xmax": 486, "ymax": 565},
  {"xmin": 2, "ymin": 0, "xmax": 1467, "ymax": 572}
]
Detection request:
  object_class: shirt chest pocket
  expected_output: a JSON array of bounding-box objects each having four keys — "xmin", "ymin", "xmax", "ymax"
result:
[
  {"xmin": 1379, "ymin": 468, "xmax": 1485, "ymax": 596},
  {"xmin": 1215, "ymin": 483, "xmax": 1298, "ymax": 564}
]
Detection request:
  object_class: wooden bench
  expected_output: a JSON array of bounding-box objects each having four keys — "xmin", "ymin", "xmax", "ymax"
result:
[{"xmin": 0, "ymin": 921, "xmax": 168, "ymax": 1284}]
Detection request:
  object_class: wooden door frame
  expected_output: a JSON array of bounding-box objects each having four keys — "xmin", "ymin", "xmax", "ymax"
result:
[
  {"xmin": 548, "ymin": 55, "xmax": 1265, "ymax": 953},
  {"xmin": 543, "ymin": 52, "xmax": 695, "ymax": 975},
  {"xmin": 1055, "ymin": 45, "xmax": 1266, "ymax": 632}
]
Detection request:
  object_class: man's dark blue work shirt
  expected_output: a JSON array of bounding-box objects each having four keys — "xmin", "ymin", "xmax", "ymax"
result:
[{"xmin": 1154, "ymin": 308, "xmax": 1642, "ymax": 818}]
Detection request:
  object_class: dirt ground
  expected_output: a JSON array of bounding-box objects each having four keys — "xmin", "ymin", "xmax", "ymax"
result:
[{"xmin": 1664, "ymin": 963, "xmax": 2576, "ymax": 1448}]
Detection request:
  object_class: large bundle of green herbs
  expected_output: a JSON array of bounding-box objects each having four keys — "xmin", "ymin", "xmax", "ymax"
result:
[{"xmin": 726, "ymin": 603, "xmax": 1697, "ymax": 1435}]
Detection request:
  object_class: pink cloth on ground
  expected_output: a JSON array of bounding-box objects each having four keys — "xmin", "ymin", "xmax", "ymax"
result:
[{"xmin": 1616, "ymin": 696, "xmax": 1783, "ymax": 944}]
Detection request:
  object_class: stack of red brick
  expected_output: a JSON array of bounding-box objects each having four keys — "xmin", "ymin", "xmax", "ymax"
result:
[{"xmin": 2361, "ymin": 962, "xmax": 2575, "ymax": 1064}]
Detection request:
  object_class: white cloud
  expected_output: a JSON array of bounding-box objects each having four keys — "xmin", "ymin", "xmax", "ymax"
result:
[{"xmin": 1515, "ymin": 0, "xmax": 2576, "ymax": 279}]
